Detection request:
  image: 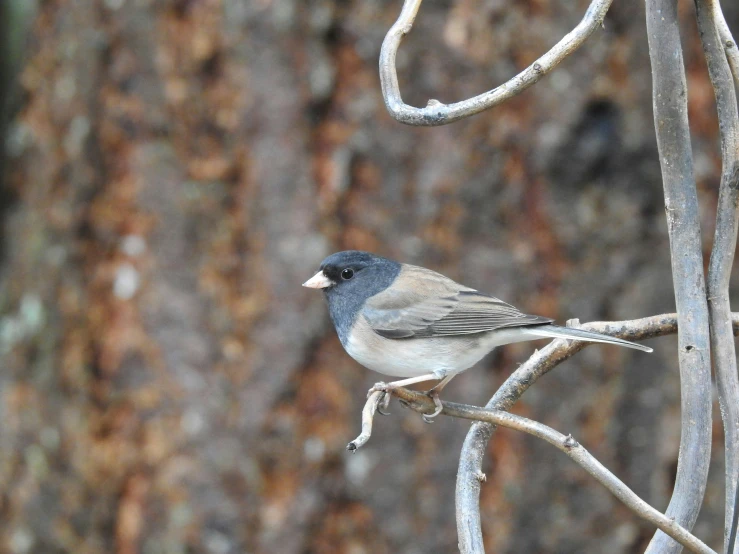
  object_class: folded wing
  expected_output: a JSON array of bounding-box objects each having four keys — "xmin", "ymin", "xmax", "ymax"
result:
[{"xmin": 362, "ymin": 264, "xmax": 552, "ymax": 339}]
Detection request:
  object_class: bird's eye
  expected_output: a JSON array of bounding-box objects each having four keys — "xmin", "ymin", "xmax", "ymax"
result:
[{"xmin": 341, "ymin": 268, "xmax": 354, "ymax": 280}]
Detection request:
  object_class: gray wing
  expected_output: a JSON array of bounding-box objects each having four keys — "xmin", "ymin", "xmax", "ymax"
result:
[{"xmin": 362, "ymin": 264, "xmax": 553, "ymax": 339}]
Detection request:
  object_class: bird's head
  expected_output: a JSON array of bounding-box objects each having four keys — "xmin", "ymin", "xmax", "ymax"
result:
[{"xmin": 302, "ymin": 250, "xmax": 400, "ymax": 301}]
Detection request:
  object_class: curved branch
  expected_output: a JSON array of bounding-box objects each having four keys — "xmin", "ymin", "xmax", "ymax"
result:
[
  {"xmin": 346, "ymin": 391, "xmax": 384, "ymax": 452},
  {"xmin": 379, "ymin": 0, "xmax": 614, "ymax": 126},
  {"xmin": 387, "ymin": 390, "xmax": 716, "ymax": 554},
  {"xmin": 344, "ymin": 313, "xmax": 739, "ymax": 550},
  {"xmin": 695, "ymin": 0, "xmax": 739, "ymax": 551},
  {"xmin": 644, "ymin": 0, "xmax": 713, "ymax": 550},
  {"xmin": 712, "ymin": 3, "xmax": 739, "ymax": 87},
  {"xmin": 456, "ymin": 313, "xmax": 689, "ymax": 552}
]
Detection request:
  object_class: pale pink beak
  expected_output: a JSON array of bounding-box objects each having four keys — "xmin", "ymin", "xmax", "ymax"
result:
[{"xmin": 302, "ymin": 271, "xmax": 334, "ymax": 289}]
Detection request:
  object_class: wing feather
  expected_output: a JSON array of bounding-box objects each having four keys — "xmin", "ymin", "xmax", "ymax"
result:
[{"xmin": 363, "ymin": 264, "xmax": 552, "ymax": 339}]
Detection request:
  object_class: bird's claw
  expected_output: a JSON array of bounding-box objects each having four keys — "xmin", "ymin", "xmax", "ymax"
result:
[
  {"xmin": 377, "ymin": 391, "xmax": 392, "ymax": 415},
  {"xmin": 422, "ymin": 390, "xmax": 444, "ymax": 423},
  {"xmin": 367, "ymin": 382, "xmax": 389, "ymax": 398},
  {"xmin": 368, "ymin": 382, "xmax": 392, "ymax": 415}
]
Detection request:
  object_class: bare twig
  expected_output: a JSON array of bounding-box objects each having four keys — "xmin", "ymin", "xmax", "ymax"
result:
[
  {"xmin": 384, "ymin": 389, "xmax": 716, "ymax": 554},
  {"xmin": 346, "ymin": 391, "xmax": 384, "ymax": 452},
  {"xmin": 712, "ymin": 2, "xmax": 739, "ymax": 87},
  {"xmin": 644, "ymin": 0, "xmax": 713, "ymax": 550},
  {"xmin": 379, "ymin": 0, "xmax": 614, "ymax": 126},
  {"xmin": 344, "ymin": 313, "xmax": 739, "ymax": 550},
  {"xmin": 695, "ymin": 0, "xmax": 739, "ymax": 551},
  {"xmin": 456, "ymin": 314, "xmax": 693, "ymax": 552},
  {"xmin": 707, "ymin": 3, "xmax": 739, "ymax": 552}
]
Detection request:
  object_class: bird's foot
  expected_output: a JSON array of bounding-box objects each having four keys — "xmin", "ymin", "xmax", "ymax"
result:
[
  {"xmin": 368, "ymin": 382, "xmax": 392, "ymax": 415},
  {"xmin": 422, "ymin": 389, "xmax": 444, "ymax": 423},
  {"xmin": 367, "ymin": 382, "xmax": 391, "ymax": 397},
  {"xmin": 377, "ymin": 391, "xmax": 392, "ymax": 415}
]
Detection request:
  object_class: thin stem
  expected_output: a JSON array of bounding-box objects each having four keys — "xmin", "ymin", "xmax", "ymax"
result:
[
  {"xmin": 695, "ymin": 0, "xmax": 739, "ymax": 551},
  {"xmin": 346, "ymin": 391, "xmax": 384, "ymax": 452},
  {"xmin": 388, "ymin": 389, "xmax": 717, "ymax": 554},
  {"xmin": 379, "ymin": 0, "xmax": 614, "ymax": 125},
  {"xmin": 712, "ymin": 3, "xmax": 739, "ymax": 87},
  {"xmin": 456, "ymin": 313, "xmax": 689, "ymax": 552}
]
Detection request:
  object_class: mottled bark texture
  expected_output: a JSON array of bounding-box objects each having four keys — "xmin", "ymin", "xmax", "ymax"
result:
[{"xmin": 0, "ymin": 1, "xmax": 737, "ymax": 553}]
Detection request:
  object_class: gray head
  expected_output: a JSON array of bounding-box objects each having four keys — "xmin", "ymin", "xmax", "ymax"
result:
[{"xmin": 303, "ymin": 251, "xmax": 401, "ymax": 344}]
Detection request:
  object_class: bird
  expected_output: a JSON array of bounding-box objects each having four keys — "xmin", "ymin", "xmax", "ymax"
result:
[{"xmin": 303, "ymin": 250, "xmax": 652, "ymax": 421}]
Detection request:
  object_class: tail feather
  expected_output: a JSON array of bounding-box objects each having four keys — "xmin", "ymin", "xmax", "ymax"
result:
[{"xmin": 523, "ymin": 324, "xmax": 653, "ymax": 353}]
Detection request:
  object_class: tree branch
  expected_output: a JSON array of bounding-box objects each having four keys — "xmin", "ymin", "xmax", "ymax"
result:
[
  {"xmin": 456, "ymin": 314, "xmax": 700, "ymax": 552},
  {"xmin": 346, "ymin": 313, "xmax": 739, "ymax": 549},
  {"xmin": 382, "ymin": 389, "xmax": 716, "ymax": 554},
  {"xmin": 695, "ymin": 0, "xmax": 739, "ymax": 551},
  {"xmin": 346, "ymin": 391, "xmax": 385, "ymax": 453},
  {"xmin": 644, "ymin": 0, "xmax": 713, "ymax": 550},
  {"xmin": 712, "ymin": 2, "xmax": 739, "ymax": 87},
  {"xmin": 379, "ymin": 0, "xmax": 614, "ymax": 126}
]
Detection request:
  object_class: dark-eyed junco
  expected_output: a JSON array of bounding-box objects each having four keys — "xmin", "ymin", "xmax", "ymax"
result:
[{"xmin": 303, "ymin": 251, "xmax": 651, "ymax": 420}]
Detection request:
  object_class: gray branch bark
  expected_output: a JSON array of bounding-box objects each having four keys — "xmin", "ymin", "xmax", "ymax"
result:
[
  {"xmin": 349, "ymin": 311, "xmax": 739, "ymax": 552},
  {"xmin": 695, "ymin": 0, "xmax": 739, "ymax": 551},
  {"xmin": 642, "ymin": 1, "xmax": 714, "ymax": 551},
  {"xmin": 379, "ymin": 0, "xmax": 614, "ymax": 125},
  {"xmin": 713, "ymin": 5, "xmax": 739, "ymax": 87},
  {"xmin": 389, "ymin": 391, "xmax": 716, "ymax": 554},
  {"xmin": 455, "ymin": 314, "xmax": 717, "ymax": 553},
  {"xmin": 374, "ymin": 0, "xmax": 736, "ymax": 550}
]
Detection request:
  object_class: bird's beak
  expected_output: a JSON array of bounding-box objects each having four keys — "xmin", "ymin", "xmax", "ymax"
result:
[{"xmin": 302, "ymin": 271, "xmax": 334, "ymax": 289}]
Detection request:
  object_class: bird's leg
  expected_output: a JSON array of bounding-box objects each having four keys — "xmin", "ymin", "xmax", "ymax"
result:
[
  {"xmin": 367, "ymin": 374, "xmax": 441, "ymax": 417},
  {"xmin": 367, "ymin": 374, "xmax": 441, "ymax": 395},
  {"xmin": 422, "ymin": 374, "xmax": 456, "ymax": 423}
]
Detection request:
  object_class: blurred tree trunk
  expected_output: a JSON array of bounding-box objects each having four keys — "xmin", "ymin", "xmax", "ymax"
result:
[
  {"xmin": 0, "ymin": 0, "xmax": 26, "ymax": 260},
  {"xmin": 0, "ymin": 1, "xmax": 735, "ymax": 553}
]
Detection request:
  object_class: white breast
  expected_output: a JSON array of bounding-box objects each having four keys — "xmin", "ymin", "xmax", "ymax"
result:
[{"xmin": 344, "ymin": 316, "xmax": 531, "ymax": 379}]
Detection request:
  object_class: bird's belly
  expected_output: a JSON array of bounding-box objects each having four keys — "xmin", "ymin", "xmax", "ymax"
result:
[{"xmin": 344, "ymin": 319, "xmax": 495, "ymax": 378}]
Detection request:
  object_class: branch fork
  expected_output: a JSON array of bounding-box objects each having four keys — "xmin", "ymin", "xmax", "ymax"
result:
[
  {"xmin": 347, "ymin": 375, "xmax": 716, "ymax": 554},
  {"xmin": 347, "ymin": 314, "xmax": 739, "ymax": 551},
  {"xmin": 374, "ymin": 0, "xmax": 739, "ymax": 549}
]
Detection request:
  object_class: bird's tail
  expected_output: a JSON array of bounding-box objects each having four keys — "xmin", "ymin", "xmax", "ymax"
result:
[{"xmin": 522, "ymin": 324, "xmax": 653, "ymax": 353}]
